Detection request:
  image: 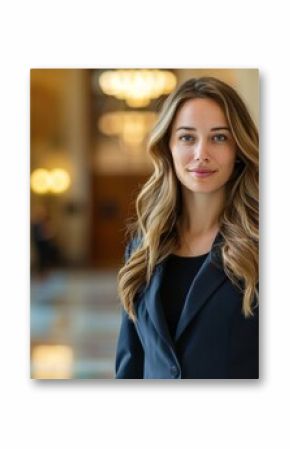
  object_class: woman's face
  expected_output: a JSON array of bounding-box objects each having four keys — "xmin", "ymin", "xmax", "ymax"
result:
[{"xmin": 169, "ymin": 98, "xmax": 237, "ymax": 194}]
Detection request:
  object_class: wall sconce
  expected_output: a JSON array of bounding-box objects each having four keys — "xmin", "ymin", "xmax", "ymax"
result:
[
  {"xmin": 98, "ymin": 111, "xmax": 157, "ymax": 146},
  {"xmin": 31, "ymin": 168, "xmax": 71, "ymax": 195}
]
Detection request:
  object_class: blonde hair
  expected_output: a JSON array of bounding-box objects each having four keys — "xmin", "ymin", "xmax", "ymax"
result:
[{"xmin": 117, "ymin": 76, "xmax": 259, "ymax": 322}]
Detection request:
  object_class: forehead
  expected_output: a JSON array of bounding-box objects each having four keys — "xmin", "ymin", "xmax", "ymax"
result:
[{"xmin": 172, "ymin": 98, "xmax": 228, "ymax": 128}]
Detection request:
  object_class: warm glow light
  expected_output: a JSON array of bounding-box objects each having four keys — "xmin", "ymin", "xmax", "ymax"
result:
[
  {"xmin": 30, "ymin": 168, "xmax": 71, "ymax": 195},
  {"xmin": 98, "ymin": 69, "xmax": 177, "ymax": 107},
  {"xmin": 98, "ymin": 111, "xmax": 157, "ymax": 145},
  {"xmin": 31, "ymin": 345, "xmax": 74, "ymax": 379},
  {"xmin": 50, "ymin": 168, "xmax": 71, "ymax": 193},
  {"xmin": 30, "ymin": 168, "xmax": 51, "ymax": 194}
]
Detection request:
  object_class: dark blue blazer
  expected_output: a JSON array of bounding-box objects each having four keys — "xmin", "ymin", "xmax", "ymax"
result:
[{"xmin": 115, "ymin": 232, "xmax": 259, "ymax": 379}]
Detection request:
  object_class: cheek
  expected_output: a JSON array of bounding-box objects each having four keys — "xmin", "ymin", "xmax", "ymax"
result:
[
  {"xmin": 171, "ymin": 146, "xmax": 191, "ymax": 166},
  {"xmin": 216, "ymin": 147, "xmax": 236, "ymax": 168}
]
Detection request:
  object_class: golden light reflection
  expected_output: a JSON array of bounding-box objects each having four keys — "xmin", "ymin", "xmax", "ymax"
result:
[
  {"xmin": 30, "ymin": 168, "xmax": 51, "ymax": 194},
  {"xmin": 98, "ymin": 69, "xmax": 177, "ymax": 107},
  {"xmin": 98, "ymin": 111, "xmax": 157, "ymax": 145},
  {"xmin": 31, "ymin": 168, "xmax": 71, "ymax": 195},
  {"xmin": 31, "ymin": 344, "xmax": 74, "ymax": 379},
  {"xmin": 50, "ymin": 168, "xmax": 71, "ymax": 194}
]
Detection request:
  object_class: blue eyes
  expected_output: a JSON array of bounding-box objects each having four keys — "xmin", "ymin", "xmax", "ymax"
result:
[{"xmin": 179, "ymin": 134, "xmax": 228, "ymax": 143}]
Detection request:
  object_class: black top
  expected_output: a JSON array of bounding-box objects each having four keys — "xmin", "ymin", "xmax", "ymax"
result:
[{"xmin": 160, "ymin": 252, "xmax": 209, "ymax": 341}]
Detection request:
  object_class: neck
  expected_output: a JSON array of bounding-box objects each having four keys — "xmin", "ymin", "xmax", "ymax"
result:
[{"xmin": 178, "ymin": 187, "xmax": 225, "ymax": 238}]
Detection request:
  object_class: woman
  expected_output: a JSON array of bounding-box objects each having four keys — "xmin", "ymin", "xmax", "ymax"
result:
[{"xmin": 115, "ymin": 76, "xmax": 259, "ymax": 379}]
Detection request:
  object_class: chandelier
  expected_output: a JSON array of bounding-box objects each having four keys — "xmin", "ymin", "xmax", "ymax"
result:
[{"xmin": 98, "ymin": 69, "xmax": 177, "ymax": 107}]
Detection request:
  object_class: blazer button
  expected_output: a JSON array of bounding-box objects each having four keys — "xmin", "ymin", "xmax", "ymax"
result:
[{"xmin": 170, "ymin": 365, "xmax": 179, "ymax": 378}]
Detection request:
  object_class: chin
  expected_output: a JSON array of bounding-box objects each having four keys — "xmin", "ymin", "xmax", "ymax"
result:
[
  {"xmin": 191, "ymin": 187, "xmax": 217, "ymax": 194},
  {"xmin": 183, "ymin": 179, "xmax": 225, "ymax": 194}
]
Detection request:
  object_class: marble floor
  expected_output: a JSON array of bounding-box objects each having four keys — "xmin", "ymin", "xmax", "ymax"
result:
[{"xmin": 30, "ymin": 269, "xmax": 123, "ymax": 379}]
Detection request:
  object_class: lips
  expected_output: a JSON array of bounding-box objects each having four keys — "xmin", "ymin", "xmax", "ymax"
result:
[{"xmin": 188, "ymin": 168, "xmax": 217, "ymax": 174}]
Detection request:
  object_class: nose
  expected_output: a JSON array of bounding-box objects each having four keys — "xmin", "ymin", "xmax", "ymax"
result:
[{"xmin": 193, "ymin": 138, "xmax": 210, "ymax": 161}]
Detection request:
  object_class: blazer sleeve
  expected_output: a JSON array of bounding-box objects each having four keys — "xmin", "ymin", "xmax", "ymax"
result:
[{"xmin": 115, "ymin": 239, "xmax": 144, "ymax": 379}]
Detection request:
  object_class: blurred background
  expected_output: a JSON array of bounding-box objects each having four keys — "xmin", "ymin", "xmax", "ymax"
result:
[{"xmin": 30, "ymin": 68, "xmax": 259, "ymax": 379}]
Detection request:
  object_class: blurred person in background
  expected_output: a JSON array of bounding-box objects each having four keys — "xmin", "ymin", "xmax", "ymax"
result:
[{"xmin": 31, "ymin": 204, "xmax": 61, "ymax": 276}]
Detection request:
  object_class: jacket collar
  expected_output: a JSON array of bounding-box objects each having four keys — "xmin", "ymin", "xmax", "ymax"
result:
[{"xmin": 140, "ymin": 231, "xmax": 227, "ymax": 349}]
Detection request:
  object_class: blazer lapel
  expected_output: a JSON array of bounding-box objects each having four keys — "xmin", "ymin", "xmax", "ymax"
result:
[
  {"xmin": 174, "ymin": 244, "xmax": 227, "ymax": 341},
  {"xmin": 143, "ymin": 262, "xmax": 175, "ymax": 349},
  {"xmin": 142, "ymin": 231, "xmax": 227, "ymax": 349}
]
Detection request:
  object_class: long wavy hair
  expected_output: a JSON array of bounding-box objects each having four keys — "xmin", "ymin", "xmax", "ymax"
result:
[{"xmin": 117, "ymin": 76, "xmax": 259, "ymax": 322}]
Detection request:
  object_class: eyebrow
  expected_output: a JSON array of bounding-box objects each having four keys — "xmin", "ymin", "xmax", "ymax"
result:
[{"xmin": 175, "ymin": 126, "xmax": 230, "ymax": 132}]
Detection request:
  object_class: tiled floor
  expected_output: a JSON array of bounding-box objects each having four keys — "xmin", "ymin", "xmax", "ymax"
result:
[{"xmin": 30, "ymin": 269, "xmax": 123, "ymax": 379}]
